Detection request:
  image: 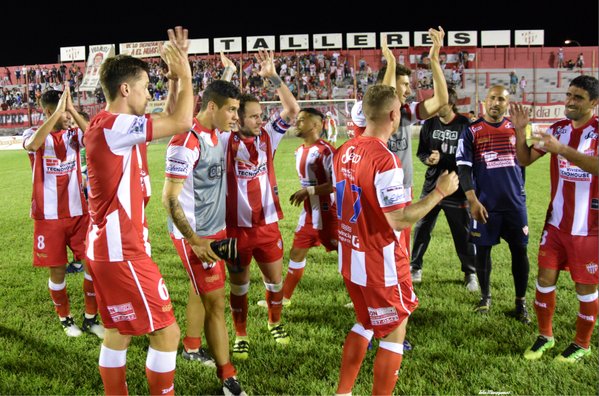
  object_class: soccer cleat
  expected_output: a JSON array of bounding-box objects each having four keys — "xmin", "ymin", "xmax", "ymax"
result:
[
  {"xmin": 232, "ymin": 337, "xmax": 250, "ymax": 360},
  {"xmin": 523, "ymin": 335, "xmax": 555, "ymax": 360},
  {"xmin": 554, "ymin": 343, "xmax": 591, "ymax": 363},
  {"xmin": 515, "ymin": 301, "xmax": 531, "ymax": 325},
  {"xmin": 61, "ymin": 316, "xmax": 83, "ymax": 337},
  {"xmin": 411, "ymin": 269, "xmax": 422, "ymax": 284},
  {"xmin": 464, "ymin": 274, "xmax": 479, "ymax": 292},
  {"xmin": 268, "ymin": 323, "xmax": 290, "ymax": 345},
  {"xmin": 181, "ymin": 347, "xmax": 216, "ymax": 368},
  {"xmin": 257, "ymin": 298, "xmax": 291, "ymax": 308},
  {"xmin": 81, "ymin": 314, "xmax": 105, "ymax": 339},
  {"xmin": 474, "ymin": 296, "xmax": 491, "ymax": 314},
  {"xmin": 65, "ymin": 260, "xmax": 84, "ymax": 274},
  {"xmin": 403, "ymin": 339, "xmax": 413, "ymax": 352},
  {"xmin": 222, "ymin": 376, "xmax": 247, "ymax": 396}
]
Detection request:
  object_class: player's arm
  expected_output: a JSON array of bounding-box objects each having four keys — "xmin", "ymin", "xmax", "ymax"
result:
[
  {"xmin": 510, "ymin": 103, "xmax": 544, "ymax": 166},
  {"xmin": 456, "ymin": 126, "xmax": 488, "ymax": 223},
  {"xmin": 257, "ymin": 49, "xmax": 300, "ymax": 123},
  {"xmin": 380, "ymin": 35, "xmax": 396, "ymax": 89},
  {"xmin": 220, "ymin": 51, "xmax": 237, "ymax": 82},
  {"xmin": 289, "ymin": 182, "xmax": 334, "ymax": 206},
  {"xmin": 418, "ymin": 27, "xmax": 449, "ymax": 119},
  {"xmin": 162, "ymin": 177, "xmax": 220, "ymax": 263},
  {"xmin": 151, "ymin": 27, "xmax": 194, "ymax": 139},
  {"xmin": 59, "ymin": 84, "xmax": 87, "ymax": 132},
  {"xmin": 23, "ymin": 87, "xmax": 69, "ymax": 151},
  {"xmin": 540, "ymin": 132, "xmax": 598, "ymax": 175},
  {"xmin": 384, "ymin": 170, "xmax": 458, "ymax": 230}
]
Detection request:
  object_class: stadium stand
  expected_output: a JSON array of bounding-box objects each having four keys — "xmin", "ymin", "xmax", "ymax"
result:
[{"xmin": 1, "ymin": 46, "xmax": 597, "ymax": 137}]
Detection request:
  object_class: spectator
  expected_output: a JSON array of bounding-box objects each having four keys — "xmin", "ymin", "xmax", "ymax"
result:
[
  {"xmin": 576, "ymin": 53, "xmax": 584, "ymax": 69},
  {"xmin": 519, "ymin": 76, "xmax": 527, "ymax": 98},
  {"xmin": 557, "ymin": 48, "xmax": 564, "ymax": 68},
  {"xmin": 509, "ymin": 72, "xmax": 518, "ymax": 95}
]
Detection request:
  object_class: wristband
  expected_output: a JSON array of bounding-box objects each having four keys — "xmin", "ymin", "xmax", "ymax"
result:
[
  {"xmin": 267, "ymin": 75, "xmax": 282, "ymax": 89},
  {"xmin": 306, "ymin": 186, "xmax": 316, "ymax": 195},
  {"xmin": 222, "ymin": 66, "xmax": 235, "ymax": 81},
  {"xmin": 434, "ymin": 186, "xmax": 446, "ymax": 199}
]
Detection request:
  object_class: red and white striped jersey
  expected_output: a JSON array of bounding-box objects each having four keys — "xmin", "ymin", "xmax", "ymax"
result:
[
  {"xmin": 220, "ymin": 114, "xmax": 290, "ymax": 228},
  {"xmin": 84, "ymin": 110, "xmax": 154, "ymax": 262},
  {"xmin": 295, "ymin": 139, "xmax": 336, "ymax": 230},
  {"xmin": 541, "ymin": 116, "xmax": 598, "ymax": 236},
  {"xmin": 23, "ymin": 127, "xmax": 87, "ymax": 220},
  {"xmin": 333, "ymin": 136, "xmax": 411, "ymax": 287}
]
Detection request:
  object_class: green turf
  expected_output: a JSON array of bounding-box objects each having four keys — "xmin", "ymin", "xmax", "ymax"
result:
[{"xmin": 0, "ymin": 137, "xmax": 596, "ymax": 395}]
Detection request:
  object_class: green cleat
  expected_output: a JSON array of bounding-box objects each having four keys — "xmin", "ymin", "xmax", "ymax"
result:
[
  {"xmin": 554, "ymin": 343, "xmax": 591, "ymax": 363},
  {"xmin": 524, "ymin": 335, "xmax": 555, "ymax": 360},
  {"xmin": 232, "ymin": 337, "xmax": 250, "ymax": 360},
  {"xmin": 268, "ymin": 323, "xmax": 290, "ymax": 345}
]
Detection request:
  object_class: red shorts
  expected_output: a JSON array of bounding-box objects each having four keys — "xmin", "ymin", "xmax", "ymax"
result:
[
  {"xmin": 32, "ymin": 214, "xmax": 89, "ymax": 267},
  {"xmin": 228, "ymin": 223, "xmax": 284, "ymax": 266},
  {"xmin": 292, "ymin": 217, "xmax": 338, "ymax": 252},
  {"xmin": 170, "ymin": 230, "xmax": 226, "ymax": 295},
  {"xmin": 87, "ymin": 257, "xmax": 176, "ymax": 336},
  {"xmin": 538, "ymin": 224, "xmax": 599, "ymax": 285},
  {"xmin": 344, "ymin": 276, "xmax": 418, "ymax": 338}
]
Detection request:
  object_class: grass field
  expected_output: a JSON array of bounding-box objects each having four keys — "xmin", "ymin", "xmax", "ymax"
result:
[{"xmin": 0, "ymin": 136, "xmax": 597, "ymax": 395}]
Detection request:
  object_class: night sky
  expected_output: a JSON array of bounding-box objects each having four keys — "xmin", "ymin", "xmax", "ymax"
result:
[{"xmin": 3, "ymin": 2, "xmax": 597, "ymax": 66}]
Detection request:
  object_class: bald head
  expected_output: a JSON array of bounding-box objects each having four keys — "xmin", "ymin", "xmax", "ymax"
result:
[{"xmin": 484, "ymin": 85, "xmax": 510, "ymax": 122}]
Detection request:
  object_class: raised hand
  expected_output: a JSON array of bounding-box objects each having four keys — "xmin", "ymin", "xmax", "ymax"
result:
[
  {"xmin": 510, "ymin": 103, "xmax": 530, "ymax": 131},
  {"xmin": 220, "ymin": 51, "xmax": 237, "ymax": 81},
  {"xmin": 161, "ymin": 26, "xmax": 190, "ymax": 80},
  {"xmin": 428, "ymin": 26, "xmax": 445, "ymax": 61},
  {"xmin": 256, "ymin": 48, "xmax": 276, "ymax": 78}
]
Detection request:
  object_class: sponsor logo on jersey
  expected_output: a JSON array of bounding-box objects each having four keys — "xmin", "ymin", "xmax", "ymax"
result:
[
  {"xmin": 381, "ymin": 185, "xmax": 405, "ymax": 206},
  {"xmin": 46, "ymin": 159, "xmax": 76, "ymax": 175},
  {"xmin": 165, "ymin": 159, "xmax": 189, "ymax": 175},
  {"xmin": 555, "ymin": 126, "xmax": 569, "ymax": 136},
  {"xmin": 128, "ymin": 117, "xmax": 146, "ymax": 135},
  {"xmin": 586, "ymin": 262, "xmax": 598, "ymax": 275},
  {"xmin": 432, "ymin": 129, "xmax": 459, "ymax": 141},
  {"xmin": 558, "ymin": 158, "xmax": 591, "ymax": 182},
  {"xmin": 341, "ymin": 147, "xmax": 361, "ymax": 164},
  {"xmin": 236, "ymin": 161, "xmax": 267, "ymax": 179},
  {"xmin": 207, "ymin": 163, "xmax": 223, "ymax": 179},
  {"xmin": 388, "ymin": 134, "xmax": 408, "ymax": 152},
  {"xmin": 505, "ymin": 121, "xmax": 514, "ymax": 129},
  {"xmin": 583, "ymin": 127, "xmax": 598, "ymax": 140},
  {"xmin": 259, "ymin": 141, "xmax": 267, "ymax": 152},
  {"xmin": 107, "ymin": 302, "xmax": 137, "ymax": 322},
  {"xmin": 509, "ymin": 135, "xmax": 516, "ymax": 145},
  {"xmin": 368, "ymin": 306, "xmax": 399, "ymax": 326},
  {"xmin": 471, "ymin": 125, "xmax": 483, "ymax": 133}
]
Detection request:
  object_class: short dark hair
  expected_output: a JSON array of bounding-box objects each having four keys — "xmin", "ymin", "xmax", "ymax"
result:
[
  {"xmin": 238, "ymin": 94, "xmax": 260, "ymax": 118},
  {"xmin": 570, "ymin": 75, "xmax": 599, "ymax": 101},
  {"xmin": 100, "ymin": 55, "xmax": 150, "ymax": 102},
  {"xmin": 376, "ymin": 64, "xmax": 412, "ymax": 84},
  {"xmin": 448, "ymin": 88, "xmax": 459, "ymax": 113},
  {"xmin": 40, "ymin": 90, "xmax": 61, "ymax": 109},
  {"xmin": 300, "ymin": 107, "xmax": 324, "ymax": 120},
  {"xmin": 201, "ymin": 80, "xmax": 240, "ymax": 110}
]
